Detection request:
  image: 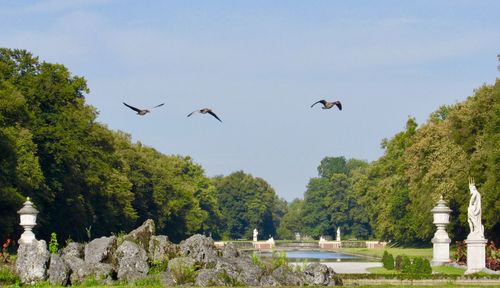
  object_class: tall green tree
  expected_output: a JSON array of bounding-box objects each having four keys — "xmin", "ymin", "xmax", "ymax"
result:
[{"xmin": 214, "ymin": 171, "xmax": 285, "ymax": 240}]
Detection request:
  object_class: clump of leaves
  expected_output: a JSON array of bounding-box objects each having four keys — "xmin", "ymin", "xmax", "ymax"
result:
[
  {"xmin": 0, "ymin": 239, "xmax": 12, "ymax": 263},
  {"xmin": 149, "ymin": 258, "xmax": 169, "ymax": 274},
  {"xmin": 486, "ymin": 241, "xmax": 500, "ymax": 271},
  {"xmin": 272, "ymin": 251, "xmax": 288, "ymax": 269},
  {"xmin": 49, "ymin": 233, "xmax": 59, "ymax": 254},
  {"xmin": 250, "ymin": 251, "xmax": 261, "ymax": 266},
  {"xmin": 112, "ymin": 231, "xmax": 127, "ymax": 246}
]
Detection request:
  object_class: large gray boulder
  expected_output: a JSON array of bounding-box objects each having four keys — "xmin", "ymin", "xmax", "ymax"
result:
[
  {"xmin": 63, "ymin": 255, "xmax": 92, "ymax": 285},
  {"xmin": 215, "ymin": 257, "xmax": 261, "ymax": 286},
  {"xmin": 48, "ymin": 254, "xmax": 70, "ymax": 286},
  {"xmin": 271, "ymin": 266, "xmax": 305, "ymax": 286},
  {"xmin": 221, "ymin": 242, "xmax": 239, "ymax": 258},
  {"xmin": 179, "ymin": 234, "xmax": 218, "ymax": 267},
  {"xmin": 303, "ymin": 263, "xmax": 338, "ymax": 286},
  {"xmin": 115, "ymin": 240, "xmax": 148, "ymax": 282},
  {"xmin": 124, "ymin": 219, "xmax": 155, "ymax": 253},
  {"xmin": 159, "ymin": 270, "xmax": 177, "ymax": 286},
  {"xmin": 84, "ymin": 236, "xmax": 117, "ymax": 264},
  {"xmin": 195, "ymin": 269, "xmax": 227, "ymax": 286},
  {"xmin": 62, "ymin": 242, "xmax": 84, "ymax": 258},
  {"xmin": 16, "ymin": 240, "xmax": 50, "ymax": 284},
  {"xmin": 259, "ymin": 275, "xmax": 280, "ymax": 286},
  {"xmin": 149, "ymin": 235, "xmax": 179, "ymax": 262}
]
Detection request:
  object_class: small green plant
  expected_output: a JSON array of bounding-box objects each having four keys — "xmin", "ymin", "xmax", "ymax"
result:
[
  {"xmin": 112, "ymin": 231, "xmax": 127, "ymax": 245},
  {"xmin": 250, "ymin": 251, "xmax": 261, "ymax": 266},
  {"xmin": 49, "ymin": 232, "xmax": 59, "ymax": 254},
  {"xmin": 149, "ymin": 258, "xmax": 169, "ymax": 274},
  {"xmin": 272, "ymin": 251, "xmax": 288, "ymax": 269},
  {"xmin": 0, "ymin": 266, "xmax": 20, "ymax": 285},
  {"xmin": 170, "ymin": 261, "xmax": 197, "ymax": 284}
]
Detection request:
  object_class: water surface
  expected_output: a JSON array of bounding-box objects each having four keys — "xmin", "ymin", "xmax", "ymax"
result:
[{"xmin": 259, "ymin": 250, "xmax": 376, "ymax": 262}]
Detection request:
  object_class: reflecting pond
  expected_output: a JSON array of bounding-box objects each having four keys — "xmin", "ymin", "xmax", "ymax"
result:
[{"xmin": 258, "ymin": 250, "xmax": 377, "ymax": 262}]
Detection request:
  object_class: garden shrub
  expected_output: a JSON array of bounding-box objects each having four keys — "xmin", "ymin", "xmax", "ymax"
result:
[
  {"xmin": 382, "ymin": 251, "xmax": 394, "ymax": 270},
  {"xmin": 422, "ymin": 258, "xmax": 432, "ymax": 275},
  {"xmin": 486, "ymin": 241, "xmax": 500, "ymax": 271},
  {"xmin": 395, "ymin": 255, "xmax": 403, "ymax": 271},
  {"xmin": 401, "ymin": 255, "xmax": 411, "ymax": 273}
]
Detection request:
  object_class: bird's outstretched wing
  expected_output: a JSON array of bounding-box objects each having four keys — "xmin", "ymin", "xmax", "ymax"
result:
[
  {"xmin": 123, "ymin": 102, "xmax": 141, "ymax": 113},
  {"xmin": 333, "ymin": 101, "xmax": 342, "ymax": 110},
  {"xmin": 311, "ymin": 100, "xmax": 326, "ymax": 108},
  {"xmin": 151, "ymin": 103, "xmax": 165, "ymax": 109},
  {"xmin": 208, "ymin": 110, "xmax": 222, "ymax": 122},
  {"xmin": 187, "ymin": 110, "xmax": 199, "ymax": 117}
]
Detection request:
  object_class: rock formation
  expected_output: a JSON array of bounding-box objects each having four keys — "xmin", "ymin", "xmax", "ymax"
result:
[{"xmin": 16, "ymin": 219, "xmax": 340, "ymax": 286}]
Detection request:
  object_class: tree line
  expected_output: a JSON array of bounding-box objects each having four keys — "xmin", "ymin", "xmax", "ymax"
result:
[
  {"xmin": 279, "ymin": 79, "xmax": 499, "ymax": 245},
  {"xmin": 1, "ymin": 48, "xmax": 498, "ymax": 246},
  {"xmin": 0, "ymin": 48, "xmax": 285, "ymax": 243}
]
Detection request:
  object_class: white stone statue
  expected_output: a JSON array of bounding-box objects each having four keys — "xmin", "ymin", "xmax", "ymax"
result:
[
  {"xmin": 253, "ymin": 229, "xmax": 258, "ymax": 242},
  {"xmin": 467, "ymin": 180, "xmax": 484, "ymax": 238},
  {"xmin": 465, "ymin": 179, "xmax": 487, "ymax": 274},
  {"xmin": 336, "ymin": 227, "xmax": 341, "ymax": 242}
]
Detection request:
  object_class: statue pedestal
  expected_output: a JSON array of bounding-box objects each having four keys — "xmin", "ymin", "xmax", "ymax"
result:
[
  {"xmin": 465, "ymin": 237, "xmax": 487, "ymax": 274},
  {"xmin": 431, "ymin": 233, "xmax": 451, "ymax": 266}
]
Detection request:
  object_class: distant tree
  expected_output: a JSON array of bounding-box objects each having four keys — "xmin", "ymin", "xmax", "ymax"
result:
[
  {"xmin": 214, "ymin": 171, "xmax": 285, "ymax": 240},
  {"xmin": 277, "ymin": 199, "xmax": 304, "ymax": 239}
]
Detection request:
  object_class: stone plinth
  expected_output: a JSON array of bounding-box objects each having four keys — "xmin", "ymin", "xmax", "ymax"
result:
[
  {"xmin": 465, "ymin": 237, "xmax": 487, "ymax": 274},
  {"xmin": 430, "ymin": 196, "xmax": 452, "ymax": 266},
  {"xmin": 431, "ymin": 236, "xmax": 451, "ymax": 266}
]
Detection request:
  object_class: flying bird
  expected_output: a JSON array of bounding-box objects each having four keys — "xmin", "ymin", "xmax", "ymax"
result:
[
  {"xmin": 310, "ymin": 100, "xmax": 342, "ymax": 110},
  {"xmin": 123, "ymin": 102, "xmax": 164, "ymax": 115},
  {"xmin": 187, "ymin": 108, "xmax": 222, "ymax": 122}
]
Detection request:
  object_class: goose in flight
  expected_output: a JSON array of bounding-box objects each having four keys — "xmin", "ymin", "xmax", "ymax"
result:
[
  {"xmin": 187, "ymin": 108, "xmax": 222, "ymax": 122},
  {"xmin": 310, "ymin": 100, "xmax": 342, "ymax": 110},
  {"xmin": 123, "ymin": 102, "xmax": 164, "ymax": 115}
]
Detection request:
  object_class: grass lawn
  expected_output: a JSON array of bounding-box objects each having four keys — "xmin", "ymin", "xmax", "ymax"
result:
[
  {"xmin": 432, "ymin": 265, "xmax": 466, "ymax": 275},
  {"xmin": 339, "ymin": 247, "xmax": 433, "ymax": 259}
]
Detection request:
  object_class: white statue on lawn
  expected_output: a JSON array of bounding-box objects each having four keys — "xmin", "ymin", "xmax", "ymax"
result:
[
  {"xmin": 465, "ymin": 179, "xmax": 487, "ymax": 274},
  {"xmin": 467, "ymin": 179, "xmax": 484, "ymax": 238},
  {"xmin": 336, "ymin": 227, "xmax": 341, "ymax": 242},
  {"xmin": 253, "ymin": 229, "xmax": 258, "ymax": 242}
]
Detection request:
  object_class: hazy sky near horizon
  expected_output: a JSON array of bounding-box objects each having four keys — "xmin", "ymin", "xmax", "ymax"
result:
[{"xmin": 2, "ymin": 1, "xmax": 499, "ymax": 201}]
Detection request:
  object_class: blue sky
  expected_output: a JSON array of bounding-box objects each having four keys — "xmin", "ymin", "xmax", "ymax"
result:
[{"xmin": 2, "ymin": 0, "xmax": 499, "ymax": 201}]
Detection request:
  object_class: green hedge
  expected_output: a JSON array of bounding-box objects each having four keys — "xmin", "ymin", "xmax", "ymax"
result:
[{"xmin": 340, "ymin": 273, "xmax": 500, "ymax": 280}]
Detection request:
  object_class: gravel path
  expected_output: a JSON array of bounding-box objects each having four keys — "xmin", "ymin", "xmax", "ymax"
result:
[{"xmin": 321, "ymin": 261, "xmax": 382, "ymax": 273}]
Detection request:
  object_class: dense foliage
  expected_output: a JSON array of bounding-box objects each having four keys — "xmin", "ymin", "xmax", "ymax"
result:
[
  {"xmin": 213, "ymin": 171, "xmax": 287, "ymax": 240},
  {"xmin": 0, "ymin": 49, "xmax": 226, "ymax": 243},
  {"xmin": 288, "ymin": 79, "xmax": 499, "ymax": 244}
]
